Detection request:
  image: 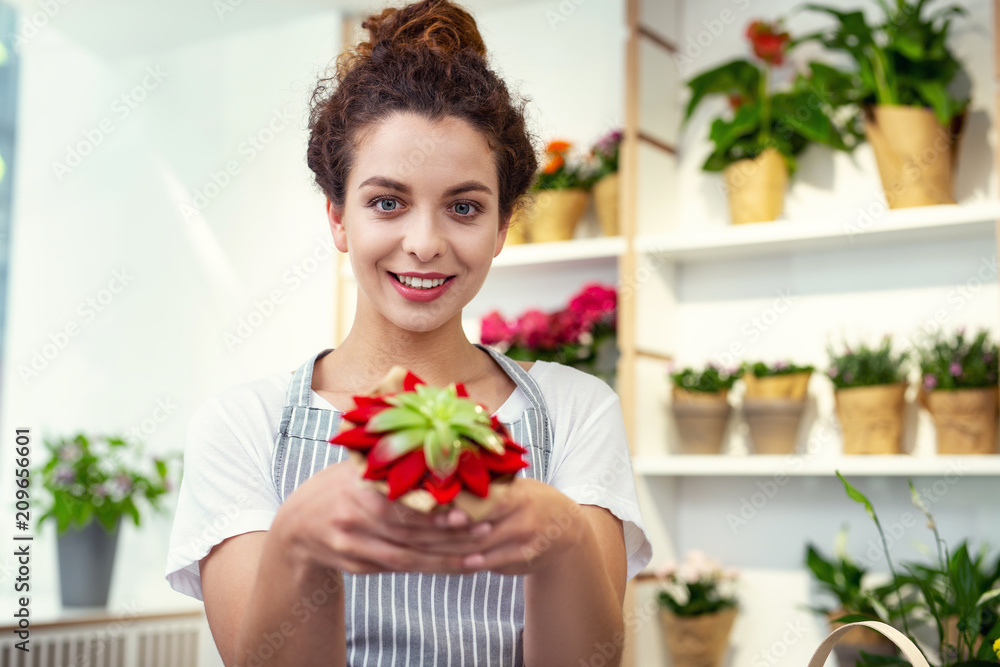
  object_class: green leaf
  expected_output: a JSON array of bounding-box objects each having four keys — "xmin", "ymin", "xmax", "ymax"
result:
[
  {"xmin": 836, "ymin": 472, "xmax": 876, "ymax": 522},
  {"xmin": 951, "ymin": 543, "xmax": 980, "ymax": 617},
  {"xmin": 366, "ymin": 406, "xmax": 429, "ymax": 433},
  {"xmin": 913, "ymin": 80, "xmax": 953, "ymax": 125},
  {"xmin": 684, "ymin": 60, "xmax": 760, "ymax": 123}
]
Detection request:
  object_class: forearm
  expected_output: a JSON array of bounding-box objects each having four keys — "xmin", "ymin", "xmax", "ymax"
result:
[
  {"xmin": 233, "ymin": 525, "xmax": 346, "ymax": 666},
  {"xmin": 522, "ymin": 521, "xmax": 625, "ymax": 666}
]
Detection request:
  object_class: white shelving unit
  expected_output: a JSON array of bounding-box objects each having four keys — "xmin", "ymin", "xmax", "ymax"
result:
[
  {"xmin": 631, "ymin": 454, "xmax": 1000, "ymax": 477},
  {"xmin": 620, "ymin": 1, "xmax": 1000, "ymax": 665},
  {"xmin": 634, "ymin": 201, "xmax": 1000, "ymax": 262},
  {"xmin": 493, "ymin": 235, "xmax": 626, "ymax": 268}
]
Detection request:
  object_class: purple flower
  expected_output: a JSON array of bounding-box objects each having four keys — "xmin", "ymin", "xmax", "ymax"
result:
[
  {"xmin": 923, "ymin": 374, "xmax": 938, "ymax": 391},
  {"xmin": 949, "ymin": 362, "xmax": 962, "ymax": 377},
  {"xmin": 985, "ymin": 353, "xmax": 995, "ymax": 364},
  {"xmin": 826, "ymin": 367, "xmax": 838, "ymax": 378},
  {"xmin": 774, "ymin": 361, "xmax": 789, "ymax": 371},
  {"xmin": 92, "ymin": 483, "xmax": 108, "ymax": 498},
  {"xmin": 53, "ymin": 466, "xmax": 76, "ymax": 486},
  {"xmin": 58, "ymin": 443, "xmax": 82, "ymax": 462}
]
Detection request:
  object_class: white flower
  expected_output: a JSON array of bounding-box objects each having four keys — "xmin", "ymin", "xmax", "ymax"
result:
[{"xmin": 654, "ymin": 560, "xmax": 678, "ymax": 580}]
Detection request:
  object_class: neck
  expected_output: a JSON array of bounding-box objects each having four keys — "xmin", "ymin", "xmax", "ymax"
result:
[{"xmin": 332, "ymin": 305, "xmax": 490, "ymax": 392}]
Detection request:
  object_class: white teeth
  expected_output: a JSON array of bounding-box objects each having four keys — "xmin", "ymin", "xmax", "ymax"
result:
[{"xmin": 395, "ymin": 274, "xmax": 447, "ymax": 289}]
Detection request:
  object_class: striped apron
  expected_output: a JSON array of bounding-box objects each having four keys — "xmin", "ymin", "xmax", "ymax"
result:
[{"xmin": 271, "ymin": 344, "xmax": 552, "ymax": 666}]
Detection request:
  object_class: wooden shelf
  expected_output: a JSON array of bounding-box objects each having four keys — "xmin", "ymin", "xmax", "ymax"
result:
[
  {"xmin": 633, "ymin": 200, "xmax": 1000, "ymax": 262},
  {"xmin": 492, "ymin": 236, "xmax": 626, "ymax": 268},
  {"xmin": 631, "ymin": 454, "xmax": 1000, "ymax": 476}
]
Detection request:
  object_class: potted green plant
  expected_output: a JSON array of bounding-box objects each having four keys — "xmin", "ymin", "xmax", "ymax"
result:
[
  {"xmin": 683, "ymin": 19, "xmax": 857, "ymax": 224},
  {"xmin": 37, "ymin": 433, "xmax": 179, "ymax": 607},
  {"xmin": 655, "ymin": 550, "xmax": 739, "ymax": 667},
  {"xmin": 742, "ymin": 360, "xmax": 816, "ymax": 454},
  {"xmin": 827, "ymin": 337, "xmax": 910, "ymax": 454},
  {"xmin": 669, "ymin": 364, "xmax": 743, "ymax": 454},
  {"xmin": 805, "ymin": 527, "xmax": 901, "ymax": 664},
  {"xmin": 834, "ymin": 473, "xmax": 1000, "ymax": 666},
  {"xmin": 797, "ymin": 0, "xmax": 970, "ymax": 208},
  {"xmin": 515, "ymin": 139, "xmax": 591, "ymax": 243},
  {"xmin": 587, "ymin": 128, "xmax": 622, "ymax": 236},
  {"xmin": 917, "ymin": 328, "xmax": 999, "ymax": 455}
]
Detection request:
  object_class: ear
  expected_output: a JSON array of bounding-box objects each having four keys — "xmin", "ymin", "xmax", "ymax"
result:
[
  {"xmin": 327, "ymin": 199, "xmax": 348, "ymax": 253},
  {"xmin": 494, "ymin": 215, "xmax": 510, "ymax": 258}
]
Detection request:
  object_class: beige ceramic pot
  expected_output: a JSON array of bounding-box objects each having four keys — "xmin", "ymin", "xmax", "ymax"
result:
[
  {"xmin": 835, "ymin": 384, "xmax": 907, "ymax": 455},
  {"xmin": 723, "ymin": 147, "xmax": 788, "ymax": 224},
  {"xmin": 592, "ymin": 172, "xmax": 619, "ymax": 236},
  {"xmin": 672, "ymin": 388, "xmax": 731, "ymax": 454},
  {"xmin": 922, "ymin": 387, "xmax": 999, "ymax": 454},
  {"xmin": 526, "ymin": 189, "xmax": 588, "ymax": 243},
  {"xmin": 659, "ymin": 606, "xmax": 738, "ymax": 667},
  {"xmin": 864, "ymin": 104, "xmax": 963, "ymax": 209}
]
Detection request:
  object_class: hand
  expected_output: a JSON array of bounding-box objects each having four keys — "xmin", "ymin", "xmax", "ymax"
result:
[
  {"xmin": 272, "ymin": 460, "xmax": 492, "ymax": 576},
  {"xmin": 419, "ymin": 477, "xmax": 588, "ymax": 577}
]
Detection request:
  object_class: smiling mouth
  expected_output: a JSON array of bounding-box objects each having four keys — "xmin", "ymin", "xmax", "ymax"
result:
[{"xmin": 389, "ymin": 273, "xmax": 454, "ymax": 290}]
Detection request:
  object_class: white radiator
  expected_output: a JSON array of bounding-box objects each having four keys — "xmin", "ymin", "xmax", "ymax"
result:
[{"xmin": 0, "ymin": 615, "xmax": 201, "ymax": 667}]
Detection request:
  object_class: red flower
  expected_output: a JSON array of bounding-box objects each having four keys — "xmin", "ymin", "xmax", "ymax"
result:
[
  {"xmin": 481, "ymin": 311, "xmax": 514, "ymax": 346},
  {"xmin": 543, "ymin": 154, "xmax": 565, "ymax": 174},
  {"xmin": 745, "ymin": 20, "xmax": 789, "ymax": 66},
  {"xmin": 568, "ymin": 283, "xmax": 617, "ymax": 329},
  {"xmin": 514, "ymin": 309, "xmax": 556, "ymax": 349}
]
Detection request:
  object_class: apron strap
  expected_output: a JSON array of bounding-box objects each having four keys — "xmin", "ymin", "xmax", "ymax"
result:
[{"xmin": 285, "ymin": 348, "xmax": 334, "ymax": 409}]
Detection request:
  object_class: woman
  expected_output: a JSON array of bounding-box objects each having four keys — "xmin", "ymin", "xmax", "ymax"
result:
[{"xmin": 165, "ymin": 1, "xmax": 651, "ymax": 664}]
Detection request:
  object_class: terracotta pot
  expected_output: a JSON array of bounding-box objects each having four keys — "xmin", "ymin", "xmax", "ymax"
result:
[
  {"xmin": 864, "ymin": 105, "xmax": 964, "ymax": 209},
  {"xmin": 826, "ymin": 610, "xmax": 898, "ymax": 666},
  {"xmin": 525, "ymin": 189, "xmax": 588, "ymax": 243},
  {"xmin": 835, "ymin": 384, "xmax": 907, "ymax": 455},
  {"xmin": 592, "ymin": 172, "xmax": 619, "ymax": 236},
  {"xmin": 744, "ymin": 398, "xmax": 806, "ymax": 455},
  {"xmin": 723, "ymin": 147, "xmax": 788, "ymax": 224},
  {"xmin": 743, "ymin": 372, "xmax": 812, "ymax": 400},
  {"xmin": 922, "ymin": 387, "xmax": 999, "ymax": 455},
  {"xmin": 659, "ymin": 606, "xmax": 737, "ymax": 667},
  {"xmin": 672, "ymin": 388, "xmax": 731, "ymax": 454}
]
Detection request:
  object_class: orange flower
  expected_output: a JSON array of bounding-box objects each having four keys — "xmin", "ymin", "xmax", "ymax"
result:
[
  {"xmin": 546, "ymin": 140, "xmax": 571, "ymax": 154},
  {"xmin": 543, "ymin": 155, "xmax": 564, "ymax": 174}
]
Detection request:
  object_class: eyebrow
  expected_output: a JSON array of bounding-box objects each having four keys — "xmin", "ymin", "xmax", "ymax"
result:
[{"xmin": 357, "ymin": 176, "xmax": 493, "ymax": 198}]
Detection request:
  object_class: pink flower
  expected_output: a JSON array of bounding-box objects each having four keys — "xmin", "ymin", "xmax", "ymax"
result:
[
  {"xmin": 550, "ymin": 308, "xmax": 586, "ymax": 346},
  {"xmin": 923, "ymin": 374, "xmax": 938, "ymax": 391},
  {"xmin": 480, "ymin": 311, "xmax": 513, "ymax": 346},
  {"xmin": 949, "ymin": 362, "xmax": 962, "ymax": 377},
  {"xmin": 568, "ymin": 283, "xmax": 617, "ymax": 329},
  {"xmin": 515, "ymin": 310, "xmax": 555, "ymax": 349}
]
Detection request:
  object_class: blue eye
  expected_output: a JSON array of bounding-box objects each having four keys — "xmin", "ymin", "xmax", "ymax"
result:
[
  {"xmin": 377, "ymin": 198, "xmax": 397, "ymax": 212},
  {"xmin": 455, "ymin": 202, "xmax": 471, "ymax": 215}
]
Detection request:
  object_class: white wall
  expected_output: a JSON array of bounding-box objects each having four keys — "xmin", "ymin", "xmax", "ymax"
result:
[{"xmin": 0, "ymin": 9, "xmax": 342, "ymax": 665}]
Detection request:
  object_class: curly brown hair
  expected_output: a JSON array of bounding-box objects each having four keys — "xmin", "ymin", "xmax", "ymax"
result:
[{"xmin": 306, "ymin": 0, "xmax": 538, "ymax": 226}]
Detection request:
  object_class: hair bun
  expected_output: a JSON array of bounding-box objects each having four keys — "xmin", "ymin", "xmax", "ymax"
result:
[{"xmin": 359, "ymin": 0, "xmax": 486, "ymax": 62}]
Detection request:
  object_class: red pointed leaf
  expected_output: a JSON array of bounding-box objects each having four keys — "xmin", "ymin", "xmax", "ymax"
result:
[
  {"xmin": 454, "ymin": 382, "xmax": 469, "ymax": 398},
  {"xmin": 386, "ymin": 450, "xmax": 427, "ymax": 500},
  {"xmin": 424, "ymin": 473, "xmax": 461, "ymax": 504},
  {"xmin": 482, "ymin": 446, "xmax": 529, "ymax": 475},
  {"xmin": 343, "ymin": 402, "xmax": 389, "ymax": 425},
  {"xmin": 456, "ymin": 451, "xmax": 490, "ymax": 498},
  {"xmin": 363, "ymin": 463, "xmax": 388, "ymax": 481},
  {"xmin": 403, "ymin": 371, "xmax": 425, "ymax": 392},
  {"xmin": 330, "ymin": 425, "xmax": 380, "ymax": 451}
]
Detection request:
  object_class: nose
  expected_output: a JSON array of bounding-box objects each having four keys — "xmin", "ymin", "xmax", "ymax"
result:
[{"xmin": 401, "ymin": 209, "xmax": 447, "ymax": 263}]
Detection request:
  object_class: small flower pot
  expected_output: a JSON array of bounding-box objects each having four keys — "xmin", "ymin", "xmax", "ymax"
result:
[
  {"xmin": 592, "ymin": 172, "xmax": 619, "ymax": 236},
  {"xmin": 922, "ymin": 387, "xmax": 999, "ymax": 455},
  {"xmin": 864, "ymin": 105, "xmax": 963, "ymax": 209},
  {"xmin": 57, "ymin": 519, "xmax": 121, "ymax": 607},
  {"xmin": 743, "ymin": 371, "xmax": 812, "ymax": 401},
  {"xmin": 659, "ymin": 606, "xmax": 738, "ymax": 667},
  {"xmin": 671, "ymin": 388, "xmax": 732, "ymax": 454},
  {"xmin": 834, "ymin": 384, "xmax": 907, "ymax": 455},
  {"xmin": 503, "ymin": 216, "xmax": 529, "ymax": 245},
  {"xmin": 744, "ymin": 398, "xmax": 806, "ymax": 455},
  {"xmin": 826, "ymin": 610, "xmax": 898, "ymax": 666},
  {"xmin": 723, "ymin": 147, "xmax": 787, "ymax": 225},
  {"xmin": 525, "ymin": 189, "xmax": 588, "ymax": 243}
]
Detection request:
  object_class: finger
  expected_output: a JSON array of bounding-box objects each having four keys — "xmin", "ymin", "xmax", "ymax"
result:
[
  {"xmin": 462, "ymin": 540, "xmax": 543, "ymax": 574},
  {"xmin": 329, "ymin": 530, "xmax": 479, "ymax": 574}
]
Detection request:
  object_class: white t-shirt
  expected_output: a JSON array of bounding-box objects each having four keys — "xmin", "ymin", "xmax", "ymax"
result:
[{"xmin": 165, "ymin": 359, "xmax": 653, "ymax": 601}]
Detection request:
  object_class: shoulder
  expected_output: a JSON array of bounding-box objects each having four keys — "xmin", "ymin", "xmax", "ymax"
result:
[
  {"xmin": 528, "ymin": 361, "xmax": 620, "ymax": 420},
  {"xmin": 186, "ymin": 372, "xmax": 290, "ymax": 459}
]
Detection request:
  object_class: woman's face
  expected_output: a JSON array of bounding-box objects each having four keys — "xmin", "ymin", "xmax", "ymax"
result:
[{"xmin": 329, "ymin": 112, "xmax": 507, "ymax": 334}]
